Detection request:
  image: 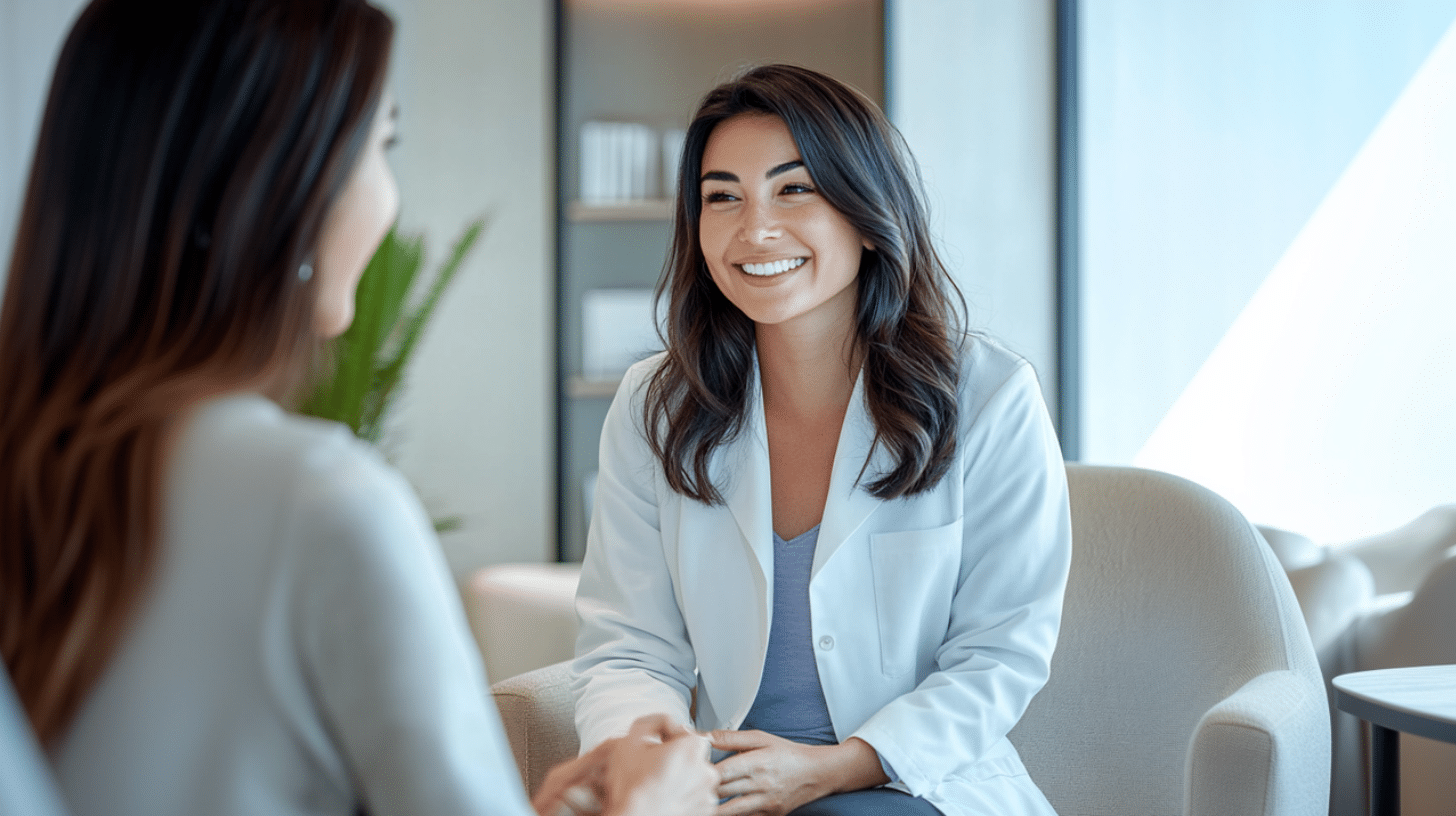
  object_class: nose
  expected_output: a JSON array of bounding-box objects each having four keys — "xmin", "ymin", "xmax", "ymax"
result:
[{"xmin": 738, "ymin": 199, "xmax": 782, "ymax": 244}]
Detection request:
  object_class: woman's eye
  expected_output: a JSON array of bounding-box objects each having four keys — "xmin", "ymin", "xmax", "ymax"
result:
[
  {"xmin": 703, "ymin": 190, "xmax": 737, "ymax": 203},
  {"xmin": 781, "ymin": 183, "xmax": 814, "ymax": 195}
]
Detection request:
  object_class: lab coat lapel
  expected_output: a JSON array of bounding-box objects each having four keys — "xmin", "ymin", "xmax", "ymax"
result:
[
  {"xmin": 719, "ymin": 359, "xmax": 774, "ymax": 588},
  {"xmin": 812, "ymin": 370, "xmax": 888, "ymax": 579}
]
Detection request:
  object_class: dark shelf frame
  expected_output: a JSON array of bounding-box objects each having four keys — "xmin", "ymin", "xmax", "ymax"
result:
[{"xmin": 1055, "ymin": 0, "xmax": 1081, "ymax": 461}]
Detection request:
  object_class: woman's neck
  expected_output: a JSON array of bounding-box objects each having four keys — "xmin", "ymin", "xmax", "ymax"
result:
[{"xmin": 755, "ymin": 311, "xmax": 860, "ymax": 423}]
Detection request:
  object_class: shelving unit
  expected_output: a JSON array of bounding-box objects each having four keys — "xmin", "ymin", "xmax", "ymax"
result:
[{"xmin": 556, "ymin": 0, "xmax": 884, "ymax": 561}]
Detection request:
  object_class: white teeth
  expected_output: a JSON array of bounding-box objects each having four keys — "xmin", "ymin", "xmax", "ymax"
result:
[{"xmin": 740, "ymin": 257, "xmax": 807, "ymax": 277}]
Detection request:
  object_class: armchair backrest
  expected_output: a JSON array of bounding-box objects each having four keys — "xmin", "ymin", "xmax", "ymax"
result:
[
  {"xmin": 1009, "ymin": 464, "xmax": 1327, "ymax": 815},
  {"xmin": 1, "ymin": 663, "xmax": 72, "ymax": 816}
]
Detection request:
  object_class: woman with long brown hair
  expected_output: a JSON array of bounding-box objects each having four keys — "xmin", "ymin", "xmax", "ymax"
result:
[
  {"xmin": 0, "ymin": 1, "xmax": 716, "ymax": 815},
  {"xmin": 572, "ymin": 65, "xmax": 1073, "ymax": 816}
]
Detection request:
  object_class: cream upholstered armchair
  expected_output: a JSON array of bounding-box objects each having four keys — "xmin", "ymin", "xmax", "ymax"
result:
[
  {"xmin": 1010, "ymin": 464, "xmax": 1328, "ymax": 814},
  {"xmin": 492, "ymin": 464, "xmax": 1329, "ymax": 814}
]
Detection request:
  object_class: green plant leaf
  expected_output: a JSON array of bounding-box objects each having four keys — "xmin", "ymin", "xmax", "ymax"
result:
[{"xmin": 433, "ymin": 515, "xmax": 464, "ymax": 534}]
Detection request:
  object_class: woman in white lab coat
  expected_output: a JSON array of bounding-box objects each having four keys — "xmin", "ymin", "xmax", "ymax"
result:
[{"xmin": 572, "ymin": 65, "xmax": 1073, "ymax": 816}]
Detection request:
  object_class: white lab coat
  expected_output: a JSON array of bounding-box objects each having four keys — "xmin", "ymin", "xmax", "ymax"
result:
[{"xmin": 572, "ymin": 336, "xmax": 1072, "ymax": 816}]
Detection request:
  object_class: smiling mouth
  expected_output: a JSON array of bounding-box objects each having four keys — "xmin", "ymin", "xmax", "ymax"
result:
[{"xmin": 738, "ymin": 257, "xmax": 807, "ymax": 277}]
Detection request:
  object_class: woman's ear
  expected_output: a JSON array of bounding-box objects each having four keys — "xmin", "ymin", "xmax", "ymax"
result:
[{"xmin": 861, "ymin": 237, "xmax": 876, "ymax": 251}]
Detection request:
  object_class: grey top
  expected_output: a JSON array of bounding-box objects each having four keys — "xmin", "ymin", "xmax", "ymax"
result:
[
  {"xmin": 53, "ymin": 395, "xmax": 535, "ymax": 816},
  {"xmin": 740, "ymin": 524, "xmax": 899, "ymax": 781},
  {"xmin": 740, "ymin": 525, "xmax": 837, "ymax": 745}
]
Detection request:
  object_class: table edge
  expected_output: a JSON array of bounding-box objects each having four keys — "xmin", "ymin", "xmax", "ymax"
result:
[{"xmin": 1332, "ymin": 683, "xmax": 1456, "ymax": 745}]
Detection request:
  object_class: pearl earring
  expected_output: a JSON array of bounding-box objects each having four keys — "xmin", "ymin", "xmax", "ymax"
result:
[{"xmin": 298, "ymin": 262, "xmax": 313, "ymax": 282}]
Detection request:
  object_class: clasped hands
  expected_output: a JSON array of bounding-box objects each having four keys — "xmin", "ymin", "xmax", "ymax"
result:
[
  {"xmin": 532, "ymin": 715, "xmax": 717, "ymax": 816},
  {"xmin": 711, "ymin": 730, "xmax": 888, "ymax": 816},
  {"xmin": 533, "ymin": 719, "xmax": 886, "ymax": 816}
]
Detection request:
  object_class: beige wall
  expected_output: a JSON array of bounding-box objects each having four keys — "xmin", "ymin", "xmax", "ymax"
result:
[
  {"xmin": 0, "ymin": 0, "xmax": 88, "ymax": 290},
  {"xmin": 888, "ymin": 0, "xmax": 1059, "ymax": 420},
  {"xmin": 380, "ymin": 0, "xmax": 556, "ymax": 574}
]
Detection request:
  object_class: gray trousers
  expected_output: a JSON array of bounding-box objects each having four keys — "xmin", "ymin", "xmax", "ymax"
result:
[{"xmin": 788, "ymin": 788, "xmax": 943, "ymax": 815}]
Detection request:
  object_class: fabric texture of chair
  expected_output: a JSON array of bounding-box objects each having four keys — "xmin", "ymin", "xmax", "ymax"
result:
[
  {"xmin": 1008, "ymin": 464, "xmax": 1328, "ymax": 815},
  {"xmin": 1, "ymin": 664, "xmax": 72, "ymax": 816},
  {"xmin": 491, "ymin": 660, "xmax": 579, "ymax": 795},
  {"xmin": 490, "ymin": 464, "xmax": 1331, "ymax": 815}
]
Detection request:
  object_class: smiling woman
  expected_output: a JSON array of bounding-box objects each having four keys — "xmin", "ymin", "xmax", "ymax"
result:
[
  {"xmin": 697, "ymin": 114, "xmax": 873, "ymax": 337},
  {"xmin": 572, "ymin": 65, "xmax": 1074, "ymax": 816}
]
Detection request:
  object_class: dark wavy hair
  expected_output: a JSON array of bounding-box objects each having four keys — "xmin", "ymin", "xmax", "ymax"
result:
[
  {"xmin": 0, "ymin": 0, "xmax": 392, "ymax": 743},
  {"xmin": 645, "ymin": 64, "xmax": 965, "ymax": 504}
]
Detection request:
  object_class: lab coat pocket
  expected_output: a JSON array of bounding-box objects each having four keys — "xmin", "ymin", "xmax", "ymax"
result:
[{"xmin": 869, "ymin": 518, "xmax": 963, "ymax": 678}]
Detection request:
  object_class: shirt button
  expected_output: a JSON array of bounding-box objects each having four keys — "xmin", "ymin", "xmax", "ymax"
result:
[{"xmin": 818, "ymin": 635, "xmax": 834, "ymax": 651}]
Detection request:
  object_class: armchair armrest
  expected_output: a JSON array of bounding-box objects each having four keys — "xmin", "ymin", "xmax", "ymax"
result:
[
  {"xmin": 1185, "ymin": 670, "xmax": 1330, "ymax": 816},
  {"xmin": 491, "ymin": 660, "xmax": 579, "ymax": 796}
]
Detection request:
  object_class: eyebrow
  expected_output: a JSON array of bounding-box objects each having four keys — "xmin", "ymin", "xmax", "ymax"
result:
[
  {"xmin": 699, "ymin": 160, "xmax": 806, "ymax": 184},
  {"xmin": 768, "ymin": 160, "xmax": 804, "ymax": 177}
]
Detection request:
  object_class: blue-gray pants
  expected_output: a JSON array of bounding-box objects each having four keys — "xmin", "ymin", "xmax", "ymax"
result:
[{"xmin": 788, "ymin": 788, "xmax": 943, "ymax": 815}]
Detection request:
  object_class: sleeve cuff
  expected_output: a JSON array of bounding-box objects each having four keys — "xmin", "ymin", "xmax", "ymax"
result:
[{"xmin": 877, "ymin": 751, "xmax": 900, "ymax": 784}]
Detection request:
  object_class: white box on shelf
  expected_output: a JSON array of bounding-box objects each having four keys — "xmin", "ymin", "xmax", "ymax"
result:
[
  {"xmin": 579, "ymin": 121, "xmax": 661, "ymax": 204},
  {"xmin": 610, "ymin": 124, "xmax": 629, "ymax": 201},
  {"xmin": 634, "ymin": 125, "xmax": 656, "ymax": 200},
  {"xmin": 661, "ymin": 127, "xmax": 686, "ymax": 198},
  {"xmin": 579, "ymin": 121, "xmax": 602, "ymax": 203},
  {"xmin": 582, "ymin": 288, "xmax": 662, "ymax": 381}
]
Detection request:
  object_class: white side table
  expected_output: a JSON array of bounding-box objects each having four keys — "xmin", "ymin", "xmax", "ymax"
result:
[{"xmin": 1332, "ymin": 665, "xmax": 1456, "ymax": 816}]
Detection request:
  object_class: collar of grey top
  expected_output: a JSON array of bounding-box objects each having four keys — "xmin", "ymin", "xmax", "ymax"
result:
[{"xmin": 773, "ymin": 524, "xmax": 822, "ymax": 547}]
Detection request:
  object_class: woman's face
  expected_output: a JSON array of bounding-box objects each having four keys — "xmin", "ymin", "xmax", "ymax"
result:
[
  {"xmin": 697, "ymin": 113, "xmax": 871, "ymax": 333},
  {"xmin": 312, "ymin": 92, "xmax": 399, "ymax": 338}
]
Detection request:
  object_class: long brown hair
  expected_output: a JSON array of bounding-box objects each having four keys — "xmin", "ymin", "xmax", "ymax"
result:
[
  {"xmin": 646, "ymin": 64, "xmax": 965, "ymax": 504},
  {"xmin": 0, "ymin": 0, "xmax": 392, "ymax": 744}
]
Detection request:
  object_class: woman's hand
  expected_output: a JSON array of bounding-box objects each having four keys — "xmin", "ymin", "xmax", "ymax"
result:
[
  {"xmin": 535, "ymin": 715, "xmax": 719, "ymax": 816},
  {"xmin": 600, "ymin": 715, "xmax": 720, "ymax": 816},
  {"xmin": 709, "ymin": 731, "xmax": 889, "ymax": 816},
  {"xmin": 532, "ymin": 739, "xmax": 612, "ymax": 816}
]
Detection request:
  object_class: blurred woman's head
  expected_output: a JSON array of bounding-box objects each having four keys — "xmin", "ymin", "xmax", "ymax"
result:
[
  {"xmin": 648, "ymin": 64, "xmax": 963, "ymax": 504},
  {"xmin": 0, "ymin": 0, "xmax": 394, "ymax": 742}
]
